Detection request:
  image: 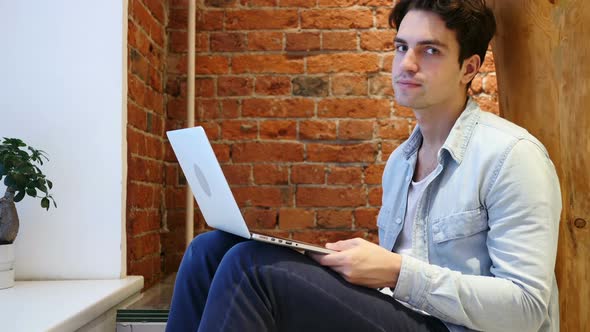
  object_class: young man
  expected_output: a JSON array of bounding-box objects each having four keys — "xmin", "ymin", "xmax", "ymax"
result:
[{"xmin": 166, "ymin": 1, "xmax": 561, "ymax": 331}]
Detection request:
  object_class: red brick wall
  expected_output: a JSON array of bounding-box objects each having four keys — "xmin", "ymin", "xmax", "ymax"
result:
[
  {"xmin": 160, "ymin": 0, "xmax": 499, "ymax": 275},
  {"xmin": 127, "ymin": 0, "xmax": 168, "ymax": 289}
]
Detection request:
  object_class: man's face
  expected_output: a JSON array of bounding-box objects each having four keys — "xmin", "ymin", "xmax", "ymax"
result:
[{"xmin": 392, "ymin": 10, "xmax": 466, "ymax": 110}]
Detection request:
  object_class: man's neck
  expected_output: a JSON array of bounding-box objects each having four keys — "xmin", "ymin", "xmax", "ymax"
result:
[{"xmin": 413, "ymin": 93, "xmax": 468, "ymax": 151}]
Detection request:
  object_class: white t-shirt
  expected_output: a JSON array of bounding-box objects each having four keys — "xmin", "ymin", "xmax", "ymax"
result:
[{"xmin": 393, "ymin": 169, "xmax": 438, "ymax": 257}]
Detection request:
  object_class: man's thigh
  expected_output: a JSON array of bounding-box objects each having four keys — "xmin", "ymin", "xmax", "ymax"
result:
[{"xmin": 205, "ymin": 241, "xmax": 448, "ymax": 332}]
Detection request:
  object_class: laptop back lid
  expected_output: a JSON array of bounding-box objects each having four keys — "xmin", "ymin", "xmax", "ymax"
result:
[{"xmin": 166, "ymin": 127, "xmax": 251, "ymax": 239}]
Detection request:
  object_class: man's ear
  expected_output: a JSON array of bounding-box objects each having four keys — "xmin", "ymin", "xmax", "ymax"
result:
[{"xmin": 460, "ymin": 54, "xmax": 481, "ymax": 85}]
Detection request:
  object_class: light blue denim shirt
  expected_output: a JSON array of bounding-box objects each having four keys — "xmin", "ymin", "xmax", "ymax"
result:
[{"xmin": 379, "ymin": 98, "xmax": 561, "ymax": 332}]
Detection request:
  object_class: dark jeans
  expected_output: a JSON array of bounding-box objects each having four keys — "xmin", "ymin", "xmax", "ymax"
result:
[{"xmin": 166, "ymin": 230, "xmax": 448, "ymax": 332}]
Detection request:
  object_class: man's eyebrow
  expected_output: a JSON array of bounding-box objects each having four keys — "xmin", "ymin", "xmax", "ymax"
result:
[{"xmin": 393, "ymin": 37, "xmax": 449, "ymax": 49}]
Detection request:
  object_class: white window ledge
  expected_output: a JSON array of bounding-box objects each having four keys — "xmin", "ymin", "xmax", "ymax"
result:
[{"xmin": 0, "ymin": 276, "xmax": 144, "ymax": 332}]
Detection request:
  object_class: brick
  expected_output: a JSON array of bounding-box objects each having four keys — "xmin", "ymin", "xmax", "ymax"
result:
[
  {"xmin": 308, "ymin": 53, "xmax": 379, "ymax": 73},
  {"xmin": 360, "ymin": 30, "xmax": 395, "ymax": 51},
  {"xmin": 327, "ymin": 166, "xmax": 363, "ymax": 184},
  {"xmin": 129, "ymin": 49, "xmax": 149, "ymax": 82},
  {"xmin": 483, "ymin": 73, "xmax": 497, "ymax": 94},
  {"xmin": 368, "ymin": 187, "xmax": 382, "ymax": 206},
  {"xmin": 128, "ymin": 102, "xmax": 147, "ymax": 131},
  {"xmin": 233, "ymin": 54, "xmax": 304, "ymax": 74},
  {"xmin": 377, "ymin": 118, "xmax": 411, "ymax": 139},
  {"xmin": 301, "ymin": 9, "xmax": 373, "ymax": 29},
  {"xmin": 469, "ymin": 74, "xmax": 484, "ymax": 94},
  {"xmin": 318, "ymin": 98, "xmax": 390, "ymax": 118},
  {"xmin": 164, "ymin": 187, "xmax": 186, "ymax": 209},
  {"xmin": 166, "ymin": 54, "xmax": 186, "ymax": 74},
  {"xmin": 322, "ymin": 31, "xmax": 357, "ymax": 51},
  {"xmin": 220, "ymin": 99, "xmax": 241, "ymax": 118},
  {"xmin": 369, "ymin": 74, "xmax": 394, "ymax": 96},
  {"xmin": 472, "ymin": 95, "xmax": 499, "ymax": 114},
  {"xmin": 143, "ymin": 0, "xmax": 167, "ymax": 24},
  {"xmin": 364, "ymin": 164, "xmax": 384, "ymax": 185},
  {"xmin": 128, "ymin": 182, "xmax": 159, "ymax": 208},
  {"xmin": 243, "ymin": 208, "xmax": 278, "ymax": 229},
  {"xmin": 196, "ymin": 55, "xmax": 230, "ymax": 74},
  {"xmin": 355, "ymin": 208, "xmax": 379, "ymax": 229},
  {"xmin": 260, "ymin": 120, "xmax": 297, "ymax": 139},
  {"xmin": 129, "ymin": 232, "xmax": 161, "ymax": 260},
  {"xmin": 292, "ymin": 76, "xmax": 329, "ymax": 97},
  {"xmin": 211, "ymin": 32, "xmax": 247, "ymax": 52},
  {"xmin": 131, "ymin": 0, "xmax": 165, "ymax": 48},
  {"xmin": 317, "ymin": 209, "xmax": 353, "ymax": 228},
  {"xmin": 279, "ymin": 0, "xmax": 315, "ymax": 7},
  {"xmin": 381, "ymin": 140, "xmax": 400, "ymax": 160},
  {"xmin": 376, "ymin": 7, "xmax": 393, "ymax": 29},
  {"xmin": 226, "ymin": 10, "xmax": 298, "ymax": 30},
  {"xmin": 292, "ymin": 230, "xmax": 366, "ymax": 246},
  {"xmin": 195, "ymin": 10, "xmax": 225, "ymax": 31},
  {"xmin": 168, "ymin": 30, "xmax": 209, "ymax": 53},
  {"xmin": 331, "ymin": 75, "xmax": 368, "ymax": 96},
  {"xmin": 128, "ymin": 128, "xmax": 164, "ymax": 159},
  {"xmin": 279, "ymin": 208, "xmax": 315, "ymax": 230},
  {"xmin": 291, "ymin": 164, "xmax": 325, "ymax": 184},
  {"xmin": 393, "ymin": 103, "xmax": 414, "ymax": 117},
  {"xmin": 212, "ymin": 143, "xmax": 231, "ymax": 162},
  {"xmin": 168, "ymin": 8, "xmax": 188, "ymax": 29},
  {"xmin": 243, "ymin": 99, "xmax": 314, "ymax": 118},
  {"xmin": 307, "ymin": 143, "xmax": 377, "ymax": 163},
  {"xmin": 196, "ymin": 78, "xmax": 216, "ymax": 98},
  {"xmin": 221, "ymin": 164, "xmax": 251, "ymax": 185},
  {"xmin": 241, "ymin": 0, "xmax": 277, "ymax": 6},
  {"xmin": 221, "ymin": 120, "xmax": 258, "ymax": 139},
  {"xmin": 318, "ymin": 0, "xmax": 393, "ymax": 5},
  {"xmin": 255, "ymin": 76, "xmax": 292, "ymax": 96},
  {"xmin": 164, "ymin": 163, "xmax": 180, "ymax": 186},
  {"xmin": 253, "ymin": 164, "xmax": 289, "ymax": 185},
  {"xmin": 247, "ymin": 32, "xmax": 283, "ymax": 51},
  {"xmin": 382, "ymin": 53, "xmax": 395, "ymax": 72},
  {"xmin": 338, "ymin": 119, "xmax": 374, "ymax": 140},
  {"xmin": 128, "ymin": 155, "xmax": 165, "ymax": 184},
  {"xmin": 218, "ymin": 76, "xmax": 254, "ymax": 96},
  {"xmin": 205, "ymin": 0, "xmax": 239, "ymax": 7},
  {"xmin": 128, "ymin": 210, "xmax": 161, "ymax": 236},
  {"xmin": 198, "ymin": 99, "xmax": 220, "ymax": 120},
  {"xmin": 232, "ymin": 186, "xmax": 292, "ymax": 207},
  {"xmin": 286, "ymin": 32, "xmax": 321, "ymax": 51},
  {"xmin": 233, "ymin": 142, "xmax": 304, "ymax": 162},
  {"xmin": 297, "ymin": 187, "xmax": 365, "ymax": 207},
  {"xmin": 299, "ymin": 120, "xmax": 337, "ymax": 140}
]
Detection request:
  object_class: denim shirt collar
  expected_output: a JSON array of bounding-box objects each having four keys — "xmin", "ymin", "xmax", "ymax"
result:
[{"xmin": 402, "ymin": 97, "xmax": 481, "ymax": 165}]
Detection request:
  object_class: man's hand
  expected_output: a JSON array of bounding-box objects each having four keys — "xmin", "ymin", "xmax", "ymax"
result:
[{"xmin": 309, "ymin": 238, "xmax": 402, "ymax": 289}]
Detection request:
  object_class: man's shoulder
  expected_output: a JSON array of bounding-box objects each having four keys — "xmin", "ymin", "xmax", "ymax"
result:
[{"xmin": 473, "ymin": 109, "xmax": 547, "ymax": 154}]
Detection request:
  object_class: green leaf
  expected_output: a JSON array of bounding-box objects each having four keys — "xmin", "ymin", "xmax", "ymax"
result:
[
  {"xmin": 14, "ymin": 190, "xmax": 26, "ymax": 202},
  {"xmin": 36, "ymin": 179, "xmax": 48, "ymax": 193},
  {"xmin": 47, "ymin": 180, "xmax": 53, "ymax": 190},
  {"xmin": 41, "ymin": 197, "xmax": 50, "ymax": 210},
  {"xmin": 4, "ymin": 176, "xmax": 15, "ymax": 187},
  {"xmin": 26, "ymin": 187, "xmax": 37, "ymax": 197}
]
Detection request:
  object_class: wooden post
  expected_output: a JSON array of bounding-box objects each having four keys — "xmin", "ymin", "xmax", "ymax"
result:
[{"xmin": 488, "ymin": 1, "xmax": 589, "ymax": 330}]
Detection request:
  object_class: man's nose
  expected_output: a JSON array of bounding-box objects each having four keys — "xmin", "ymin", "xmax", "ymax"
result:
[{"xmin": 399, "ymin": 49, "xmax": 419, "ymax": 73}]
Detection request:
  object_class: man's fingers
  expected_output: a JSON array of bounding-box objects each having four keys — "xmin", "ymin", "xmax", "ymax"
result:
[{"xmin": 325, "ymin": 237, "xmax": 363, "ymax": 251}]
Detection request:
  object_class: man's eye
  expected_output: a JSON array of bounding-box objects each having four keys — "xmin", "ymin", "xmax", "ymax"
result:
[
  {"xmin": 425, "ymin": 47, "xmax": 440, "ymax": 55},
  {"xmin": 395, "ymin": 44, "xmax": 408, "ymax": 52}
]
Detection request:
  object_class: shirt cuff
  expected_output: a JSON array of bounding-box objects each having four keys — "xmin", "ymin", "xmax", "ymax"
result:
[{"xmin": 392, "ymin": 254, "xmax": 433, "ymax": 310}]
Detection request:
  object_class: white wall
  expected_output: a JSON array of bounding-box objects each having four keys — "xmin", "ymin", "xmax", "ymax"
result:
[{"xmin": 0, "ymin": 0, "xmax": 127, "ymax": 279}]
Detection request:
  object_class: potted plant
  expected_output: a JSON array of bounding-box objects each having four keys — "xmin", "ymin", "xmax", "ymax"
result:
[{"xmin": 0, "ymin": 137, "xmax": 56, "ymax": 289}]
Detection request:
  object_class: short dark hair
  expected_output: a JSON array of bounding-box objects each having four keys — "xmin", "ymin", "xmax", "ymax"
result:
[{"xmin": 389, "ymin": 0, "xmax": 496, "ymax": 67}]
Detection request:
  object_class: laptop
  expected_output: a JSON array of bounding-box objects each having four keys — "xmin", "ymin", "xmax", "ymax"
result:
[{"xmin": 167, "ymin": 126, "xmax": 336, "ymax": 255}]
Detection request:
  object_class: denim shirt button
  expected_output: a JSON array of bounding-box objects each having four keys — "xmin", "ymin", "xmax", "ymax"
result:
[{"xmin": 395, "ymin": 217, "xmax": 402, "ymax": 224}]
